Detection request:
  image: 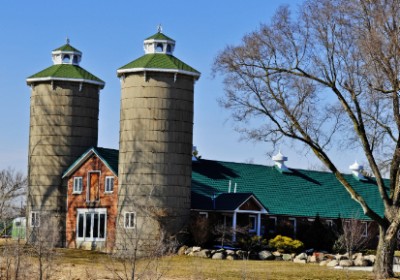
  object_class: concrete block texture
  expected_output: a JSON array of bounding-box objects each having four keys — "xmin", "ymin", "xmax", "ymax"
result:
[
  {"xmin": 28, "ymin": 82, "xmax": 100, "ymax": 246},
  {"xmin": 117, "ymin": 71, "xmax": 195, "ymax": 251}
]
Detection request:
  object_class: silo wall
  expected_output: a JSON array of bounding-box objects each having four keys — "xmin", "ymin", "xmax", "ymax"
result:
[
  {"xmin": 117, "ymin": 72, "xmax": 194, "ymax": 254},
  {"xmin": 27, "ymin": 81, "xmax": 100, "ymax": 245}
]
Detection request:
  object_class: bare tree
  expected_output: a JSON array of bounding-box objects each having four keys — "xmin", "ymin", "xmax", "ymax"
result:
[
  {"xmin": 213, "ymin": 0, "xmax": 400, "ymax": 278},
  {"xmin": 0, "ymin": 168, "xmax": 27, "ymax": 221},
  {"xmin": 333, "ymin": 219, "xmax": 375, "ymax": 258}
]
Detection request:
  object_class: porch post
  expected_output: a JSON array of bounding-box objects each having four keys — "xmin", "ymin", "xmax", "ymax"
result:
[
  {"xmin": 257, "ymin": 213, "xmax": 261, "ymax": 236},
  {"xmin": 232, "ymin": 211, "xmax": 237, "ymax": 242}
]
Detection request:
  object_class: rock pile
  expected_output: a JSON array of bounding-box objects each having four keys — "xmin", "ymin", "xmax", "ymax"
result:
[{"xmin": 178, "ymin": 246, "xmax": 376, "ymax": 267}]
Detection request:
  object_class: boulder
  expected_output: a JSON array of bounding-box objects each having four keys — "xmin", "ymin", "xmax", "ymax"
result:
[
  {"xmin": 225, "ymin": 250, "xmax": 236, "ymax": 255},
  {"xmin": 295, "ymin": 253, "xmax": 308, "ymax": 261},
  {"xmin": 293, "ymin": 258, "xmax": 307, "ymax": 264},
  {"xmin": 327, "ymin": 260, "xmax": 339, "ymax": 267},
  {"xmin": 177, "ymin": 245, "xmax": 188, "ymax": 256},
  {"xmin": 324, "ymin": 254, "xmax": 336, "ymax": 260},
  {"xmin": 272, "ymin": 251, "xmax": 282, "ymax": 257},
  {"xmin": 309, "ymin": 255, "xmax": 318, "ymax": 263},
  {"xmin": 258, "ymin": 250, "xmax": 275, "ymax": 260},
  {"xmin": 339, "ymin": 259, "xmax": 354, "ymax": 267},
  {"xmin": 192, "ymin": 246, "xmax": 201, "ymax": 253},
  {"xmin": 212, "ymin": 252, "xmax": 226, "ymax": 260},
  {"xmin": 185, "ymin": 247, "xmax": 193, "ymax": 255},
  {"xmin": 236, "ymin": 250, "xmax": 247, "ymax": 259},
  {"xmin": 314, "ymin": 253, "xmax": 325, "ymax": 262},
  {"xmin": 352, "ymin": 253, "xmax": 362, "ymax": 260},
  {"xmin": 354, "ymin": 257, "xmax": 371, "ymax": 267},
  {"xmin": 226, "ymin": 254, "xmax": 238, "ymax": 260},
  {"xmin": 364, "ymin": 255, "xmax": 376, "ymax": 264},
  {"xmin": 282, "ymin": 254, "xmax": 293, "ymax": 261},
  {"xmin": 319, "ymin": 260, "xmax": 328, "ymax": 266},
  {"xmin": 193, "ymin": 249, "xmax": 211, "ymax": 258}
]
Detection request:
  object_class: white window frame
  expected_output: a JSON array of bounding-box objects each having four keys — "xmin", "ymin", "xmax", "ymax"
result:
[
  {"xmin": 124, "ymin": 212, "xmax": 136, "ymax": 229},
  {"xmin": 289, "ymin": 218, "xmax": 297, "ymax": 238},
  {"xmin": 73, "ymin": 177, "xmax": 83, "ymax": 194},
  {"xmin": 105, "ymin": 176, "xmax": 114, "ymax": 193},
  {"xmin": 361, "ymin": 222, "xmax": 368, "ymax": 237},
  {"xmin": 76, "ymin": 208, "xmax": 107, "ymax": 242},
  {"xmin": 223, "ymin": 213, "xmax": 233, "ymax": 227},
  {"xmin": 249, "ymin": 215, "xmax": 257, "ymax": 233},
  {"xmin": 30, "ymin": 211, "xmax": 40, "ymax": 227},
  {"xmin": 268, "ymin": 216, "xmax": 277, "ymax": 233},
  {"xmin": 199, "ymin": 211, "xmax": 208, "ymax": 219},
  {"xmin": 325, "ymin": 219, "xmax": 333, "ymax": 227}
]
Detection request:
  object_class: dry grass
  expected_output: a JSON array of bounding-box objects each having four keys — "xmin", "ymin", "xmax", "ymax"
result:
[
  {"xmin": 53, "ymin": 250, "xmax": 380, "ymax": 280},
  {"xmin": 0, "ymin": 240, "xmax": 394, "ymax": 280}
]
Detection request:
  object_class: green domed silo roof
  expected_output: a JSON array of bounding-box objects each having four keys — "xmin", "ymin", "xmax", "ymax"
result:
[
  {"xmin": 145, "ymin": 32, "xmax": 175, "ymax": 42},
  {"xmin": 27, "ymin": 64, "xmax": 105, "ymax": 88},
  {"xmin": 53, "ymin": 43, "xmax": 82, "ymax": 53},
  {"xmin": 117, "ymin": 54, "xmax": 200, "ymax": 78}
]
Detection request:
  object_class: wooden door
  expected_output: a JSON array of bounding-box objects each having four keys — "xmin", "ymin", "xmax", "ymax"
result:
[{"xmin": 89, "ymin": 172, "xmax": 100, "ymax": 202}]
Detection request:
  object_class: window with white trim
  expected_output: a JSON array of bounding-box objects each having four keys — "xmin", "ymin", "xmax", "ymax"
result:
[
  {"xmin": 31, "ymin": 211, "xmax": 40, "ymax": 227},
  {"xmin": 73, "ymin": 177, "xmax": 83, "ymax": 193},
  {"xmin": 124, "ymin": 212, "xmax": 136, "ymax": 229},
  {"xmin": 361, "ymin": 222, "xmax": 368, "ymax": 237},
  {"xmin": 249, "ymin": 215, "xmax": 257, "ymax": 232},
  {"xmin": 76, "ymin": 209, "xmax": 106, "ymax": 241},
  {"xmin": 289, "ymin": 218, "xmax": 297, "ymax": 238},
  {"xmin": 199, "ymin": 212, "xmax": 208, "ymax": 219},
  {"xmin": 105, "ymin": 176, "xmax": 114, "ymax": 193},
  {"xmin": 325, "ymin": 220, "xmax": 333, "ymax": 227},
  {"xmin": 268, "ymin": 216, "xmax": 277, "ymax": 233}
]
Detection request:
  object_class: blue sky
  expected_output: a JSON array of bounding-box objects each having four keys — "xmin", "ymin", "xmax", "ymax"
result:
[{"xmin": 0, "ymin": 1, "xmax": 361, "ymax": 174}]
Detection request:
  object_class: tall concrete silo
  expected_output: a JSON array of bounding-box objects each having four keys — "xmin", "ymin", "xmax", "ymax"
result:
[
  {"xmin": 116, "ymin": 28, "xmax": 200, "ymax": 253},
  {"xmin": 26, "ymin": 40, "xmax": 105, "ymax": 245}
]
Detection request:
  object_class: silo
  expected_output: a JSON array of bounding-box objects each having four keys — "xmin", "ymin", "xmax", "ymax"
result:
[
  {"xmin": 26, "ymin": 40, "xmax": 105, "ymax": 245},
  {"xmin": 116, "ymin": 29, "xmax": 200, "ymax": 253}
]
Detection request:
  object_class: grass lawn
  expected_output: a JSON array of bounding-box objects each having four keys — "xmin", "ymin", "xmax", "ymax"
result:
[
  {"xmin": 53, "ymin": 249, "xmax": 381, "ymax": 280},
  {"xmin": 0, "ymin": 239, "xmax": 394, "ymax": 280}
]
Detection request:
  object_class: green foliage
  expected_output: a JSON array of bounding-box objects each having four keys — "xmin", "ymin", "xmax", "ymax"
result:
[
  {"xmin": 238, "ymin": 235, "xmax": 268, "ymax": 252},
  {"xmin": 269, "ymin": 235, "xmax": 304, "ymax": 253}
]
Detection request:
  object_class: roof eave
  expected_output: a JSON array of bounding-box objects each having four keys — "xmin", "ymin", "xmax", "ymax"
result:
[
  {"xmin": 26, "ymin": 77, "xmax": 105, "ymax": 88},
  {"xmin": 117, "ymin": 67, "xmax": 200, "ymax": 79},
  {"xmin": 62, "ymin": 148, "xmax": 117, "ymax": 178}
]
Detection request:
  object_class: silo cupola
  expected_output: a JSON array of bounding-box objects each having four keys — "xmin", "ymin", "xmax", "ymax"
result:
[
  {"xmin": 143, "ymin": 25, "xmax": 176, "ymax": 55},
  {"xmin": 52, "ymin": 38, "xmax": 82, "ymax": 65}
]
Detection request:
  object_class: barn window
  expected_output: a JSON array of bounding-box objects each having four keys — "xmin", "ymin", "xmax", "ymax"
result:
[
  {"xmin": 73, "ymin": 177, "xmax": 83, "ymax": 193},
  {"xmin": 105, "ymin": 176, "xmax": 114, "ymax": 193},
  {"xmin": 124, "ymin": 212, "xmax": 136, "ymax": 229},
  {"xmin": 31, "ymin": 211, "xmax": 40, "ymax": 227}
]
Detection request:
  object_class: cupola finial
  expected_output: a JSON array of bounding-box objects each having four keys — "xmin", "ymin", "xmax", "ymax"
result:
[
  {"xmin": 157, "ymin": 24, "xmax": 163, "ymax": 33},
  {"xmin": 66, "ymin": 36, "xmax": 70, "ymax": 45}
]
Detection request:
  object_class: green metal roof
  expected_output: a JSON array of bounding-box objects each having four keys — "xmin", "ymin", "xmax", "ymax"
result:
[
  {"xmin": 145, "ymin": 32, "xmax": 175, "ymax": 41},
  {"xmin": 118, "ymin": 54, "xmax": 200, "ymax": 77},
  {"xmin": 95, "ymin": 147, "xmax": 119, "ymax": 175},
  {"xmin": 62, "ymin": 147, "xmax": 119, "ymax": 178},
  {"xmin": 27, "ymin": 64, "xmax": 105, "ymax": 87},
  {"xmin": 191, "ymin": 159, "xmax": 385, "ymax": 220},
  {"xmin": 53, "ymin": 43, "xmax": 81, "ymax": 53}
]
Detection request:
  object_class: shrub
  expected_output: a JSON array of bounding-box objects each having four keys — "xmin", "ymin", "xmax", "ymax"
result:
[
  {"xmin": 269, "ymin": 235, "xmax": 304, "ymax": 253},
  {"xmin": 238, "ymin": 235, "xmax": 268, "ymax": 252}
]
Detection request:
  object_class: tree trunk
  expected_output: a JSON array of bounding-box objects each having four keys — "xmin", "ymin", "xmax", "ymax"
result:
[{"xmin": 373, "ymin": 225, "xmax": 396, "ymax": 279}]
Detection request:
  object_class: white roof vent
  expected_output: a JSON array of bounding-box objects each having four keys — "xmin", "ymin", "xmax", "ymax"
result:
[
  {"xmin": 272, "ymin": 151, "xmax": 291, "ymax": 173},
  {"xmin": 192, "ymin": 146, "xmax": 199, "ymax": 161},
  {"xmin": 349, "ymin": 161, "xmax": 366, "ymax": 181}
]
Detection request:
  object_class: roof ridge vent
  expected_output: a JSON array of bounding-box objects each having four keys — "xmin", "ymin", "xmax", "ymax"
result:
[
  {"xmin": 349, "ymin": 161, "xmax": 366, "ymax": 181},
  {"xmin": 272, "ymin": 151, "xmax": 291, "ymax": 173}
]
